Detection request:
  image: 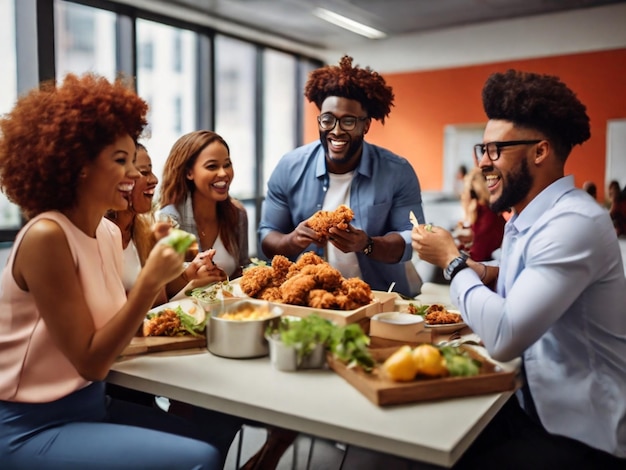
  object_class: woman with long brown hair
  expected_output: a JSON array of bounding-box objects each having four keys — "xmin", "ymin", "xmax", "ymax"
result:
[{"xmin": 158, "ymin": 130, "xmax": 250, "ymax": 279}]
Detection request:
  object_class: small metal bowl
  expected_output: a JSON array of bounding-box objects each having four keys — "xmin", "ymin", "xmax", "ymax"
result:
[
  {"xmin": 266, "ymin": 333, "xmax": 326, "ymax": 371},
  {"xmin": 207, "ymin": 299, "xmax": 282, "ymax": 358}
]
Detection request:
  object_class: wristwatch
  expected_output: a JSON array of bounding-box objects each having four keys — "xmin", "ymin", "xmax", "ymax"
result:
[
  {"xmin": 443, "ymin": 251, "xmax": 469, "ymax": 281},
  {"xmin": 362, "ymin": 236, "xmax": 374, "ymax": 256}
]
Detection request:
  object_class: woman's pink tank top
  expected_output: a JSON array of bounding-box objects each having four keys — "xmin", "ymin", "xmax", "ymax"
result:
[{"xmin": 0, "ymin": 212, "xmax": 126, "ymax": 402}]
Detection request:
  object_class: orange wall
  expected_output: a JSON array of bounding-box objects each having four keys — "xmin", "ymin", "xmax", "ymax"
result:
[{"xmin": 304, "ymin": 48, "xmax": 626, "ymax": 201}]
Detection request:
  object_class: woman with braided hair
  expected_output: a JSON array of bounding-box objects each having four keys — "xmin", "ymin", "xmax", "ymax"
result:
[{"xmin": 259, "ymin": 56, "xmax": 425, "ymax": 298}]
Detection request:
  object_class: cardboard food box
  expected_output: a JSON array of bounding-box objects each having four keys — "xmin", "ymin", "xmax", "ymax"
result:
[
  {"xmin": 274, "ymin": 291, "xmax": 392, "ymax": 326},
  {"xmin": 370, "ymin": 311, "xmax": 432, "ymax": 343}
]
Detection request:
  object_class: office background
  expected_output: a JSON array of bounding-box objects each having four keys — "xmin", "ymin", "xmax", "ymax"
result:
[{"xmin": 1, "ymin": 0, "xmax": 625, "ymax": 255}]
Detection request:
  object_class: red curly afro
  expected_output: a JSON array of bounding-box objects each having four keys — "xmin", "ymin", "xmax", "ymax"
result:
[
  {"xmin": 482, "ymin": 69, "xmax": 590, "ymax": 161},
  {"xmin": 0, "ymin": 73, "xmax": 148, "ymax": 218},
  {"xmin": 304, "ymin": 55, "xmax": 394, "ymax": 123}
]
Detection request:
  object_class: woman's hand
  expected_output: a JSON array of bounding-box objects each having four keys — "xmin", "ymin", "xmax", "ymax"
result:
[
  {"xmin": 183, "ymin": 249, "xmax": 227, "ymax": 283},
  {"xmin": 453, "ymin": 221, "xmax": 474, "ymax": 250},
  {"xmin": 143, "ymin": 241, "xmax": 186, "ymax": 287}
]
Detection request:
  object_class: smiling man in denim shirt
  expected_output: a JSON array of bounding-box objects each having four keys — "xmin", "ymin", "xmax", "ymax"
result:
[{"xmin": 259, "ymin": 56, "xmax": 424, "ymax": 298}]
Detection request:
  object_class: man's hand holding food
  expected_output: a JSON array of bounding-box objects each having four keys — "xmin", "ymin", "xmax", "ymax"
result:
[{"xmin": 411, "ymin": 223, "xmax": 463, "ymax": 269}]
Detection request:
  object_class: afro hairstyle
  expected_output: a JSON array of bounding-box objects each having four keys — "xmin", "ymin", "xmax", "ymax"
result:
[
  {"xmin": 481, "ymin": 69, "xmax": 590, "ymax": 160},
  {"xmin": 0, "ymin": 73, "xmax": 147, "ymax": 218},
  {"xmin": 304, "ymin": 55, "xmax": 394, "ymax": 123}
]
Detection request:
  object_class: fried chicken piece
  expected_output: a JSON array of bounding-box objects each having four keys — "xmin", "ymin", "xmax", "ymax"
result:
[
  {"xmin": 307, "ymin": 289, "xmax": 338, "ymax": 310},
  {"xmin": 143, "ymin": 309, "xmax": 182, "ymax": 336},
  {"xmin": 338, "ymin": 277, "xmax": 373, "ymax": 307},
  {"xmin": 270, "ymin": 255, "xmax": 292, "ymax": 286},
  {"xmin": 258, "ymin": 286, "xmax": 283, "ymax": 302},
  {"xmin": 333, "ymin": 294, "xmax": 362, "ymax": 311},
  {"xmin": 240, "ymin": 265, "xmax": 275, "ymax": 297},
  {"xmin": 424, "ymin": 304, "xmax": 463, "ymax": 324},
  {"xmin": 287, "ymin": 251, "xmax": 325, "ymax": 278},
  {"xmin": 299, "ymin": 264, "xmax": 343, "ymax": 291},
  {"xmin": 307, "ymin": 204, "xmax": 354, "ymax": 239},
  {"xmin": 280, "ymin": 273, "xmax": 317, "ymax": 305}
]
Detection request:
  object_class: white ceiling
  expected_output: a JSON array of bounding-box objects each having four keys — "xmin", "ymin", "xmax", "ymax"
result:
[{"xmin": 161, "ymin": 0, "xmax": 626, "ymax": 49}]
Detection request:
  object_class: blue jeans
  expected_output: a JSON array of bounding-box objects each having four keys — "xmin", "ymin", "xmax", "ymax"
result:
[{"xmin": 0, "ymin": 382, "xmax": 221, "ymax": 469}]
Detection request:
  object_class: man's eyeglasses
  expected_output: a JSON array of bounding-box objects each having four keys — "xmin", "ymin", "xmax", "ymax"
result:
[
  {"xmin": 317, "ymin": 113, "xmax": 368, "ymax": 131},
  {"xmin": 473, "ymin": 140, "xmax": 542, "ymax": 163}
]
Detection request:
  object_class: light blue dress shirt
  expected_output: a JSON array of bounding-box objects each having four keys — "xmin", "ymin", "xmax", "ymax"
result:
[
  {"xmin": 258, "ymin": 140, "xmax": 425, "ymax": 297},
  {"xmin": 450, "ymin": 175, "xmax": 626, "ymax": 457}
]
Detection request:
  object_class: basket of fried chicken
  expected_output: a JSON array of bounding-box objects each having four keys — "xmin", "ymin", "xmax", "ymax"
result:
[{"xmin": 237, "ymin": 252, "xmax": 378, "ymax": 325}]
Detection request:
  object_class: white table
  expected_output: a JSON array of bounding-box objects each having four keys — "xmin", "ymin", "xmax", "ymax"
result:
[{"xmin": 108, "ymin": 348, "xmax": 513, "ymax": 468}]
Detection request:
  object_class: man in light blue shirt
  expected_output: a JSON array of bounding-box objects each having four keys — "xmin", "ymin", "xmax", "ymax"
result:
[
  {"xmin": 259, "ymin": 56, "xmax": 424, "ymax": 297},
  {"xmin": 413, "ymin": 70, "xmax": 625, "ymax": 467}
]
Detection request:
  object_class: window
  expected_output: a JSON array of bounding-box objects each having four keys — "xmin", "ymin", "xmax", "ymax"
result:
[
  {"xmin": 136, "ymin": 19, "xmax": 199, "ymax": 187},
  {"xmin": 215, "ymin": 35, "xmax": 257, "ymax": 201},
  {"xmin": 173, "ymin": 30, "xmax": 182, "ymax": 72},
  {"xmin": 139, "ymin": 40, "xmax": 154, "ymax": 69},
  {"xmin": 173, "ymin": 95, "xmax": 182, "ymax": 134},
  {"xmin": 0, "ymin": 0, "xmax": 22, "ymax": 236},
  {"xmin": 13, "ymin": 0, "xmax": 316, "ymax": 254},
  {"xmin": 54, "ymin": 0, "xmax": 116, "ymax": 80},
  {"xmin": 262, "ymin": 49, "xmax": 297, "ymax": 195}
]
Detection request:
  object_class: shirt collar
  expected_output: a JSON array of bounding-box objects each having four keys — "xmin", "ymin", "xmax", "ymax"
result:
[
  {"xmin": 512, "ymin": 175, "xmax": 575, "ymax": 233},
  {"xmin": 313, "ymin": 141, "xmax": 373, "ymax": 179}
]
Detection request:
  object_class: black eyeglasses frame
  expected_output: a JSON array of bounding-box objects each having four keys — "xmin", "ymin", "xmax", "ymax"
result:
[
  {"xmin": 317, "ymin": 113, "xmax": 368, "ymax": 132},
  {"xmin": 474, "ymin": 140, "xmax": 542, "ymax": 163}
]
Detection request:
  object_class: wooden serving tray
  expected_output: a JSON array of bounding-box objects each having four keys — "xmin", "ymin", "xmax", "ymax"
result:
[
  {"xmin": 121, "ymin": 335, "xmax": 206, "ymax": 356},
  {"xmin": 327, "ymin": 347, "xmax": 518, "ymax": 406}
]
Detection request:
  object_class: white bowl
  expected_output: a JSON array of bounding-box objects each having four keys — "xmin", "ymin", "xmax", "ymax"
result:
[
  {"xmin": 371, "ymin": 311, "xmax": 425, "ymax": 325},
  {"xmin": 370, "ymin": 311, "xmax": 430, "ymax": 343}
]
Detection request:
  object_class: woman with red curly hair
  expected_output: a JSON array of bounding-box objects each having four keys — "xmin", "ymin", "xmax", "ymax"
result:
[{"xmin": 0, "ymin": 74, "xmax": 220, "ymax": 469}]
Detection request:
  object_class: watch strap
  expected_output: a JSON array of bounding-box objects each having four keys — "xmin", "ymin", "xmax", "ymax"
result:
[
  {"xmin": 362, "ymin": 236, "xmax": 374, "ymax": 256},
  {"xmin": 444, "ymin": 251, "xmax": 469, "ymax": 281}
]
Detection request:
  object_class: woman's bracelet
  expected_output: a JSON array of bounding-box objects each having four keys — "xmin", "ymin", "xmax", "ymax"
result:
[{"xmin": 479, "ymin": 263, "xmax": 488, "ymax": 282}]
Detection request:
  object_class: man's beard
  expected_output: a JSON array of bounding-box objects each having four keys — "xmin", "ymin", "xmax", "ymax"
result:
[
  {"xmin": 320, "ymin": 130, "xmax": 364, "ymax": 166},
  {"xmin": 490, "ymin": 158, "xmax": 533, "ymax": 213}
]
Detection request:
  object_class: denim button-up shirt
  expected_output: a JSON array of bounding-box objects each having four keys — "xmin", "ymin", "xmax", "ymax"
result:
[{"xmin": 258, "ymin": 140, "xmax": 425, "ymax": 297}]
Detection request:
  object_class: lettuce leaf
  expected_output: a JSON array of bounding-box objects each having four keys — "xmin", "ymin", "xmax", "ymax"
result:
[{"xmin": 162, "ymin": 229, "xmax": 196, "ymax": 254}]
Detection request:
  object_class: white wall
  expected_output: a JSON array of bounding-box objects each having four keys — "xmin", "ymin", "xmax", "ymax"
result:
[{"xmin": 326, "ymin": 3, "xmax": 626, "ymax": 73}]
